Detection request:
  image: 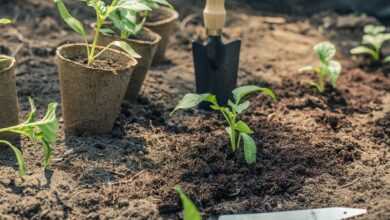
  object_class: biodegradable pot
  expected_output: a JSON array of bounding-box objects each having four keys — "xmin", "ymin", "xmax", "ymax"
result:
[
  {"xmin": 56, "ymin": 44, "xmax": 137, "ymax": 135},
  {"xmin": 145, "ymin": 7, "xmax": 179, "ymax": 65},
  {"xmin": 0, "ymin": 55, "xmax": 19, "ymax": 144},
  {"xmin": 98, "ymin": 28, "xmax": 161, "ymax": 102}
]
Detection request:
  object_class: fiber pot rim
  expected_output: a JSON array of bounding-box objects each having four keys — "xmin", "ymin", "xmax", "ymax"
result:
[
  {"xmin": 56, "ymin": 43, "xmax": 138, "ymax": 72},
  {"xmin": 145, "ymin": 7, "xmax": 179, "ymax": 27},
  {"xmin": 0, "ymin": 55, "xmax": 16, "ymax": 74},
  {"xmin": 127, "ymin": 27, "xmax": 162, "ymax": 46}
]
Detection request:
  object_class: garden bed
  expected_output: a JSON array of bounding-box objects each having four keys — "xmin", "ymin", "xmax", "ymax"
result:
[{"xmin": 0, "ymin": 1, "xmax": 389, "ymax": 219}]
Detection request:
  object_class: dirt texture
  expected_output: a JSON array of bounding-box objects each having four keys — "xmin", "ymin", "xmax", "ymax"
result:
[{"xmin": 0, "ymin": 1, "xmax": 389, "ymax": 220}]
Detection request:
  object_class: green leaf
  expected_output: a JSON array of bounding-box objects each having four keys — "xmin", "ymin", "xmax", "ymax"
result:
[
  {"xmin": 111, "ymin": 41, "xmax": 141, "ymax": 58},
  {"xmin": 241, "ymin": 133, "xmax": 257, "ymax": 164},
  {"xmin": 328, "ymin": 60, "xmax": 342, "ymax": 88},
  {"xmin": 170, "ymin": 93, "xmax": 215, "ymax": 116},
  {"xmin": 236, "ymin": 101, "xmax": 250, "ymax": 114},
  {"xmin": 235, "ymin": 121, "xmax": 253, "ymax": 134},
  {"xmin": 232, "ymin": 85, "xmax": 276, "ymax": 104},
  {"xmin": 153, "ymin": 0, "xmax": 174, "ymax": 8},
  {"xmin": 384, "ymin": 56, "xmax": 390, "ymax": 63},
  {"xmin": 350, "ymin": 46, "xmax": 379, "ymax": 60},
  {"xmin": 0, "ymin": 140, "xmax": 26, "ymax": 176},
  {"xmin": 314, "ymin": 41, "xmax": 336, "ymax": 63},
  {"xmin": 0, "ymin": 18, "xmax": 12, "ymax": 25},
  {"xmin": 364, "ymin": 25, "xmax": 386, "ymax": 35},
  {"xmin": 54, "ymin": 0, "xmax": 86, "ymax": 37},
  {"xmin": 175, "ymin": 186, "xmax": 202, "ymax": 220}
]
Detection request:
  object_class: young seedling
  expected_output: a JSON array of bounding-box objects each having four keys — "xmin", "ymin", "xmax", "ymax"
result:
[
  {"xmin": 105, "ymin": 0, "xmax": 173, "ymax": 40},
  {"xmin": 171, "ymin": 85, "xmax": 276, "ymax": 164},
  {"xmin": 0, "ymin": 18, "xmax": 13, "ymax": 63},
  {"xmin": 0, "ymin": 98, "xmax": 59, "ymax": 176},
  {"xmin": 351, "ymin": 25, "xmax": 390, "ymax": 61},
  {"xmin": 175, "ymin": 186, "xmax": 202, "ymax": 220},
  {"xmin": 300, "ymin": 42, "xmax": 342, "ymax": 93},
  {"xmin": 53, "ymin": 0, "xmax": 141, "ymax": 65},
  {"xmin": 351, "ymin": 25, "xmax": 390, "ymax": 63}
]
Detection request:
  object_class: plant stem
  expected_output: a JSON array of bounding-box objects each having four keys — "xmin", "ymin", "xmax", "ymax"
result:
[{"xmin": 88, "ymin": 16, "xmax": 103, "ymax": 65}]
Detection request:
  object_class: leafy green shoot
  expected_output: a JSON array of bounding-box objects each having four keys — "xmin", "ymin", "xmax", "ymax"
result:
[
  {"xmin": 175, "ymin": 186, "xmax": 202, "ymax": 220},
  {"xmin": 350, "ymin": 25, "xmax": 390, "ymax": 62},
  {"xmin": 300, "ymin": 42, "xmax": 342, "ymax": 93},
  {"xmin": 53, "ymin": 0, "xmax": 140, "ymax": 65},
  {"xmin": 0, "ymin": 98, "xmax": 59, "ymax": 176},
  {"xmin": 170, "ymin": 85, "xmax": 276, "ymax": 164}
]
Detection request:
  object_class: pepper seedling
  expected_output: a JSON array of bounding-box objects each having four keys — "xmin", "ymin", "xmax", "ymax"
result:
[
  {"xmin": 175, "ymin": 186, "xmax": 202, "ymax": 220},
  {"xmin": 351, "ymin": 25, "xmax": 390, "ymax": 63},
  {"xmin": 0, "ymin": 98, "xmax": 59, "ymax": 176},
  {"xmin": 0, "ymin": 18, "xmax": 13, "ymax": 63},
  {"xmin": 171, "ymin": 85, "xmax": 276, "ymax": 164},
  {"xmin": 300, "ymin": 42, "xmax": 342, "ymax": 93},
  {"xmin": 105, "ymin": 0, "xmax": 173, "ymax": 40},
  {"xmin": 53, "ymin": 0, "xmax": 141, "ymax": 65}
]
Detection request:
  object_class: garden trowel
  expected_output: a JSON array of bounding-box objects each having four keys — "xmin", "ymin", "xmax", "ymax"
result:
[
  {"xmin": 218, "ymin": 207, "xmax": 367, "ymax": 220},
  {"xmin": 193, "ymin": 0, "xmax": 241, "ymax": 107}
]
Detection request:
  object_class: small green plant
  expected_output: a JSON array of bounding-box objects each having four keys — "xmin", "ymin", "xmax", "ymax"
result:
[
  {"xmin": 54, "ymin": 0, "xmax": 140, "ymax": 65},
  {"xmin": 170, "ymin": 86, "xmax": 276, "ymax": 164},
  {"xmin": 300, "ymin": 42, "xmax": 342, "ymax": 93},
  {"xmin": 351, "ymin": 25, "xmax": 390, "ymax": 63},
  {"xmin": 0, "ymin": 98, "xmax": 59, "ymax": 176},
  {"xmin": 105, "ymin": 0, "xmax": 172, "ymax": 40},
  {"xmin": 175, "ymin": 186, "xmax": 202, "ymax": 220},
  {"xmin": 0, "ymin": 18, "xmax": 13, "ymax": 63}
]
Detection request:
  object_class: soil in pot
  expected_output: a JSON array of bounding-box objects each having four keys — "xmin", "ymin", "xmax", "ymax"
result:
[
  {"xmin": 55, "ymin": 44, "xmax": 137, "ymax": 136},
  {"xmin": 0, "ymin": 55, "xmax": 19, "ymax": 148},
  {"xmin": 98, "ymin": 27, "xmax": 161, "ymax": 102},
  {"xmin": 145, "ymin": 7, "xmax": 179, "ymax": 65}
]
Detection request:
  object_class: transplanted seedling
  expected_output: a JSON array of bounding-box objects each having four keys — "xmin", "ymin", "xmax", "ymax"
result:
[
  {"xmin": 106, "ymin": 0, "xmax": 173, "ymax": 39},
  {"xmin": 0, "ymin": 98, "xmax": 59, "ymax": 176},
  {"xmin": 53, "ymin": 0, "xmax": 141, "ymax": 65},
  {"xmin": 300, "ymin": 42, "xmax": 342, "ymax": 93},
  {"xmin": 171, "ymin": 85, "xmax": 276, "ymax": 164},
  {"xmin": 351, "ymin": 25, "xmax": 390, "ymax": 63}
]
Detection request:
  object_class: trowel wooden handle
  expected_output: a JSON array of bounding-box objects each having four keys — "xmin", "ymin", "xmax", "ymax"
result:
[{"xmin": 204, "ymin": 0, "xmax": 226, "ymax": 36}]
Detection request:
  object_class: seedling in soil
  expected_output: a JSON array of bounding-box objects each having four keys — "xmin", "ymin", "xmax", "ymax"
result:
[
  {"xmin": 0, "ymin": 18, "xmax": 13, "ymax": 63},
  {"xmin": 175, "ymin": 186, "xmax": 202, "ymax": 220},
  {"xmin": 54, "ymin": 0, "xmax": 140, "ymax": 65},
  {"xmin": 0, "ymin": 98, "xmax": 59, "ymax": 176},
  {"xmin": 351, "ymin": 25, "xmax": 390, "ymax": 63},
  {"xmin": 171, "ymin": 85, "xmax": 276, "ymax": 164},
  {"xmin": 105, "ymin": 0, "xmax": 173, "ymax": 39},
  {"xmin": 300, "ymin": 42, "xmax": 342, "ymax": 93}
]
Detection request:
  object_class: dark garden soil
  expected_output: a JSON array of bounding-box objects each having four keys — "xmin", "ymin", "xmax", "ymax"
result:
[{"xmin": 0, "ymin": 1, "xmax": 389, "ymax": 220}]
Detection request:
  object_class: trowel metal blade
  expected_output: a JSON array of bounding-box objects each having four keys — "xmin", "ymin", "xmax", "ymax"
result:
[
  {"xmin": 192, "ymin": 38, "xmax": 241, "ymax": 106},
  {"xmin": 218, "ymin": 207, "xmax": 367, "ymax": 220}
]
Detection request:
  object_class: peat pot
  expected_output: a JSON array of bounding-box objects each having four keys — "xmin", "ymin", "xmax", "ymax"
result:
[
  {"xmin": 0, "ymin": 55, "xmax": 19, "ymax": 144},
  {"xmin": 145, "ymin": 7, "xmax": 179, "ymax": 65},
  {"xmin": 99, "ymin": 27, "xmax": 161, "ymax": 102},
  {"xmin": 56, "ymin": 44, "xmax": 137, "ymax": 136}
]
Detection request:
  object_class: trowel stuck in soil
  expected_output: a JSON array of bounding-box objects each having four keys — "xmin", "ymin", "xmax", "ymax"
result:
[{"xmin": 0, "ymin": 0, "xmax": 389, "ymax": 220}]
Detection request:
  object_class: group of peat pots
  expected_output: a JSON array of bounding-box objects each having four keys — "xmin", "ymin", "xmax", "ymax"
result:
[{"xmin": 0, "ymin": 6, "xmax": 179, "ymax": 137}]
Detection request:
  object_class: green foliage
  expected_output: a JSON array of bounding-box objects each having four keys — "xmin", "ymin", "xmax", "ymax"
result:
[
  {"xmin": 350, "ymin": 25, "xmax": 390, "ymax": 63},
  {"xmin": 171, "ymin": 85, "xmax": 276, "ymax": 164},
  {"xmin": 175, "ymin": 186, "xmax": 202, "ymax": 220},
  {"xmin": 53, "ymin": 0, "xmax": 140, "ymax": 65},
  {"xmin": 300, "ymin": 42, "xmax": 342, "ymax": 93},
  {"xmin": 0, "ymin": 98, "xmax": 59, "ymax": 176},
  {"xmin": 105, "ymin": 0, "xmax": 173, "ymax": 40},
  {"xmin": 0, "ymin": 18, "xmax": 12, "ymax": 25}
]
